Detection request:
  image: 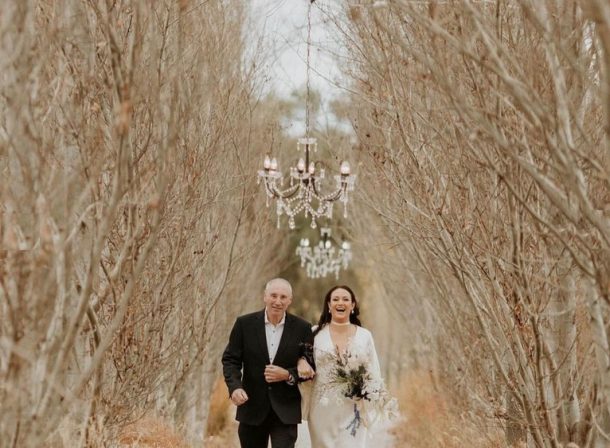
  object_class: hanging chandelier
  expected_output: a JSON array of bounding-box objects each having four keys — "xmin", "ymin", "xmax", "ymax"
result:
[
  {"xmin": 257, "ymin": 0, "xmax": 356, "ymax": 230},
  {"xmin": 296, "ymin": 227, "xmax": 352, "ymax": 279}
]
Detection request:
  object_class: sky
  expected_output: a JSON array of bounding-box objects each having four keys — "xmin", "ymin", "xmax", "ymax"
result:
[{"xmin": 249, "ymin": 0, "xmax": 348, "ymax": 135}]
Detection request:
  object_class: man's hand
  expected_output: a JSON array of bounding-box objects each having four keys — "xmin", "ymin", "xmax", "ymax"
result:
[
  {"xmin": 231, "ymin": 388, "xmax": 249, "ymax": 406},
  {"xmin": 264, "ymin": 364, "xmax": 290, "ymax": 383},
  {"xmin": 297, "ymin": 358, "xmax": 315, "ymax": 380}
]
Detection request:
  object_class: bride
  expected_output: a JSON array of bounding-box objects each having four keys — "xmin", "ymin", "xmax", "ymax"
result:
[{"xmin": 298, "ymin": 285, "xmax": 394, "ymax": 448}]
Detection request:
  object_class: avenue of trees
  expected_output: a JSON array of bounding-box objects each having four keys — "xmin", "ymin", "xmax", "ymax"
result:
[{"xmin": 0, "ymin": 1, "xmax": 608, "ymax": 447}]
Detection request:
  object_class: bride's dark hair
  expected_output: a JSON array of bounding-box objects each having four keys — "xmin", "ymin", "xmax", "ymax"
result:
[{"xmin": 313, "ymin": 285, "xmax": 361, "ymax": 337}]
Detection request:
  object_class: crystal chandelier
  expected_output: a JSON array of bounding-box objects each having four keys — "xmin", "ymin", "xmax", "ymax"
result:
[
  {"xmin": 296, "ymin": 227, "xmax": 352, "ymax": 279},
  {"xmin": 257, "ymin": 0, "xmax": 356, "ymax": 230}
]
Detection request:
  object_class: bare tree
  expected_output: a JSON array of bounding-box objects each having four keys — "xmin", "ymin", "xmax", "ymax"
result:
[
  {"xmin": 331, "ymin": 0, "xmax": 610, "ymax": 446},
  {"xmin": 0, "ymin": 1, "xmax": 283, "ymax": 446}
]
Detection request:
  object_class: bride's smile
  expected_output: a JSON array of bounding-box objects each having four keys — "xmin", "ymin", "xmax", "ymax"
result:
[{"xmin": 329, "ymin": 288, "xmax": 354, "ymax": 324}]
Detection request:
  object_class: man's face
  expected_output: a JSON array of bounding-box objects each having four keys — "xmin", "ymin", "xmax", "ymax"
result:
[{"xmin": 263, "ymin": 280, "xmax": 293, "ymax": 320}]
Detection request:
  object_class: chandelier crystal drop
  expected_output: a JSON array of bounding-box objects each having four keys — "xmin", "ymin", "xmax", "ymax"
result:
[
  {"xmin": 257, "ymin": 0, "xmax": 356, "ymax": 229},
  {"xmin": 295, "ymin": 227, "xmax": 352, "ymax": 279}
]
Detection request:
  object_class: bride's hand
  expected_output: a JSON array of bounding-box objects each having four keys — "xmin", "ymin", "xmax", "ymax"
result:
[{"xmin": 297, "ymin": 358, "xmax": 315, "ymax": 380}]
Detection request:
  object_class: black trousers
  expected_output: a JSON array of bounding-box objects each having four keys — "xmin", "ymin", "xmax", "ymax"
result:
[{"xmin": 237, "ymin": 408, "xmax": 298, "ymax": 448}]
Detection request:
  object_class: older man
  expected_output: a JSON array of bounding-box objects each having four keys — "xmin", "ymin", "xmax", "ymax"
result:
[{"xmin": 222, "ymin": 278, "xmax": 315, "ymax": 448}]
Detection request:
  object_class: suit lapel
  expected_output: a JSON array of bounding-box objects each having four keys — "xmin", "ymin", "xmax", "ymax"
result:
[
  {"xmin": 256, "ymin": 310, "xmax": 270, "ymax": 363},
  {"xmin": 273, "ymin": 313, "xmax": 294, "ymax": 364}
]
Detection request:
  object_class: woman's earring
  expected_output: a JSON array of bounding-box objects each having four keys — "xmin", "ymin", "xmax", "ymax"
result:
[{"xmin": 351, "ymin": 309, "xmax": 355, "ymax": 314}]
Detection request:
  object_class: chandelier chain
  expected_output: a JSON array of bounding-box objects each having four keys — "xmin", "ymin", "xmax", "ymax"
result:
[
  {"xmin": 305, "ymin": 0, "xmax": 313, "ymax": 137},
  {"xmin": 257, "ymin": 0, "xmax": 356, "ymax": 229}
]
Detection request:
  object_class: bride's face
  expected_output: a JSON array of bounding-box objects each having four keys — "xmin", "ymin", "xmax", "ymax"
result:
[{"xmin": 328, "ymin": 288, "xmax": 354, "ymax": 323}]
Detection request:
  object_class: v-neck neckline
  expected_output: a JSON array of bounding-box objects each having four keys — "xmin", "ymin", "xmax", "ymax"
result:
[{"xmin": 327, "ymin": 324, "xmax": 358, "ymax": 354}]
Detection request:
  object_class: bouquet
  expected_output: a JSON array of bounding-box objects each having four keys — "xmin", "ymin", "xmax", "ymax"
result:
[
  {"xmin": 332, "ymin": 350, "xmax": 377, "ymax": 400},
  {"xmin": 324, "ymin": 349, "xmax": 398, "ymax": 436}
]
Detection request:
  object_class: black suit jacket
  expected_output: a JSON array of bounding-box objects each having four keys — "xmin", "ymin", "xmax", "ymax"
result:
[{"xmin": 222, "ymin": 310, "xmax": 314, "ymax": 425}]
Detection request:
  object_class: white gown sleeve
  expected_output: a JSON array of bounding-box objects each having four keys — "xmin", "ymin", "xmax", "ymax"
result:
[
  {"xmin": 367, "ymin": 330, "xmax": 382, "ymax": 382},
  {"xmin": 361, "ymin": 329, "xmax": 396, "ymax": 428}
]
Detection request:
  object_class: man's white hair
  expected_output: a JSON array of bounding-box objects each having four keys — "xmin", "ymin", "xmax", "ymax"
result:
[{"xmin": 264, "ymin": 278, "xmax": 293, "ymax": 296}]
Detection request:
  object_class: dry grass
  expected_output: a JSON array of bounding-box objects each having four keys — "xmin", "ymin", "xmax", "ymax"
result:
[
  {"xmin": 206, "ymin": 378, "xmax": 231, "ymax": 436},
  {"xmin": 204, "ymin": 378, "xmax": 239, "ymax": 447},
  {"xmin": 117, "ymin": 418, "xmax": 190, "ymax": 448},
  {"xmin": 392, "ymin": 370, "xmax": 504, "ymax": 448},
  {"xmin": 113, "ymin": 379, "xmax": 238, "ymax": 448},
  {"xmin": 204, "ymin": 428, "xmax": 238, "ymax": 448}
]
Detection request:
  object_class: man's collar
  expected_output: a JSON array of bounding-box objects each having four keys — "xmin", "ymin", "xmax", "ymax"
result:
[{"xmin": 264, "ymin": 310, "xmax": 286, "ymax": 326}]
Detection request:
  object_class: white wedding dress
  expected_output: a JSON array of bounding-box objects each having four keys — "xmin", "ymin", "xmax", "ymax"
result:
[{"xmin": 305, "ymin": 325, "xmax": 383, "ymax": 448}]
